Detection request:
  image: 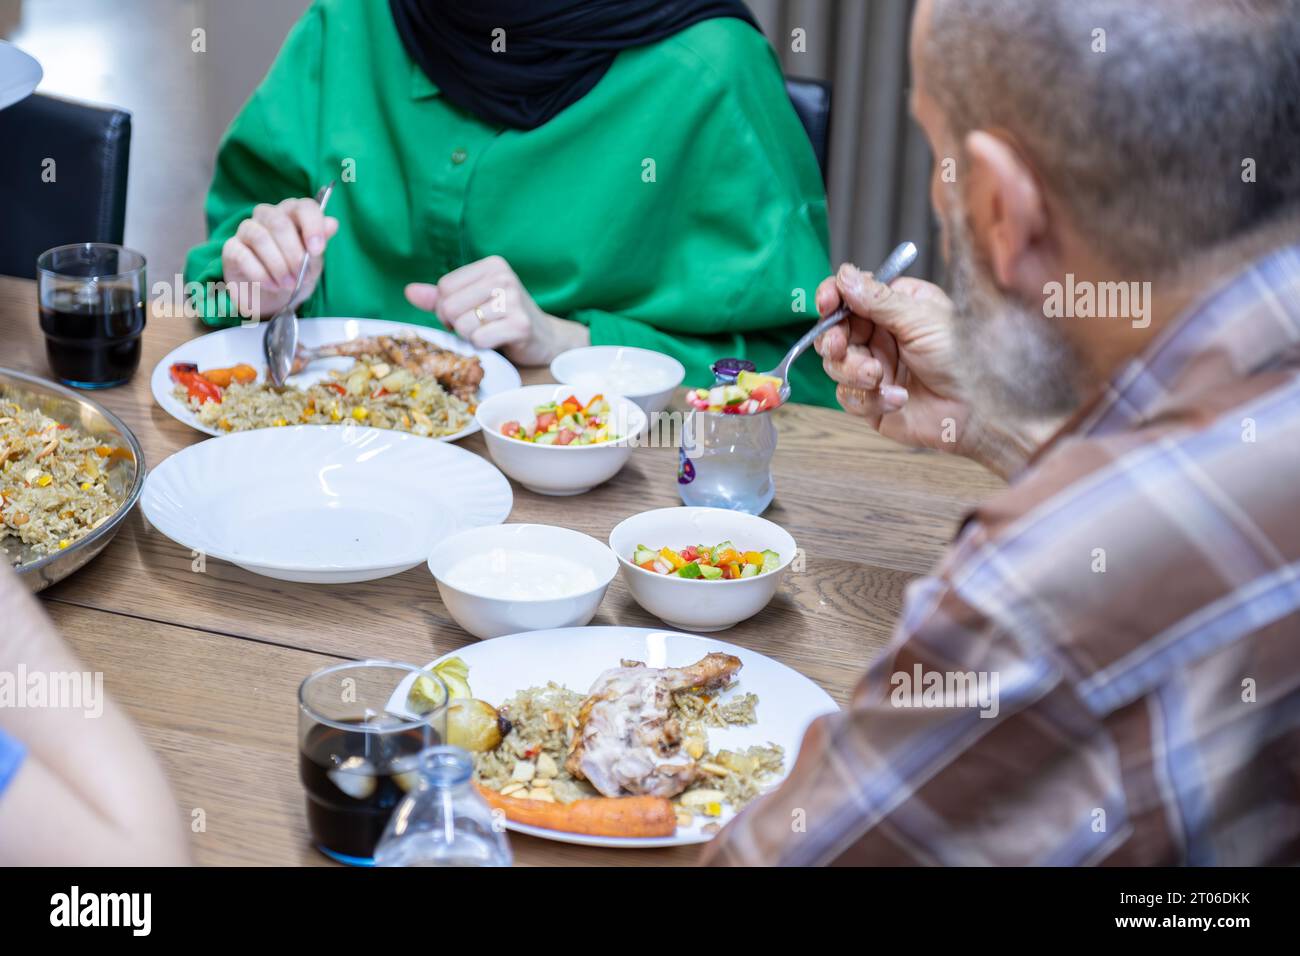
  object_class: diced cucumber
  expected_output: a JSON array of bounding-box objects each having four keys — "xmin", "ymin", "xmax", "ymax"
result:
[
  {"xmin": 722, "ymin": 385, "xmax": 748, "ymax": 405},
  {"xmin": 740, "ymin": 562, "xmax": 760, "ymax": 578},
  {"xmin": 698, "ymin": 564, "xmax": 724, "ymax": 580},
  {"xmin": 676, "ymin": 562, "xmax": 703, "ymax": 579},
  {"xmin": 760, "ymin": 549, "xmax": 780, "ymax": 573},
  {"xmin": 714, "ymin": 540, "xmax": 735, "ymax": 557},
  {"xmin": 534, "ymin": 431, "xmax": 558, "ymax": 445},
  {"xmin": 633, "ymin": 546, "xmax": 658, "ymax": 565}
]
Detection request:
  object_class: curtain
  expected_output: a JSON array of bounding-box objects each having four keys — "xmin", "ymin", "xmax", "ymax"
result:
[{"xmin": 748, "ymin": 0, "xmax": 941, "ymax": 280}]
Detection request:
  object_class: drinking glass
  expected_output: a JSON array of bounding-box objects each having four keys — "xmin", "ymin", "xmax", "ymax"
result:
[
  {"xmin": 37, "ymin": 243, "xmax": 147, "ymax": 388},
  {"xmin": 298, "ymin": 660, "xmax": 449, "ymax": 866}
]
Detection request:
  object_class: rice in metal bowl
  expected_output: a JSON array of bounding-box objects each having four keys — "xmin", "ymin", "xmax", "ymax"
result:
[{"xmin": 0, "ymin": 400, "xmax": 122, "ymax": 561}]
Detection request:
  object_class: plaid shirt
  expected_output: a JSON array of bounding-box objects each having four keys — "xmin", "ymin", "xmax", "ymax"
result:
[{"xmin": 703, "ymin": 242, "xmax": 1300, "ymax": 866}]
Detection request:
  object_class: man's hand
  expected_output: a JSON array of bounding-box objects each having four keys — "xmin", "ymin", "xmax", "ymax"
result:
[
  {"xmin": 221, "ymin": 198, "xmax": 339, "ymax": 319},
  {"xmin": 814, "ymin": 263, "xmax": 1041, "ymax": 479},
  {"xmin": 405, "ymin": 255, "xmax": 588, "ymax": 366}
]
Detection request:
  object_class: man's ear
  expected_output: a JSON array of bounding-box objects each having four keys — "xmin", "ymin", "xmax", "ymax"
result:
[{"xmin": 962, "ymin": 130, "xmax": 1049, "ymax": 294}]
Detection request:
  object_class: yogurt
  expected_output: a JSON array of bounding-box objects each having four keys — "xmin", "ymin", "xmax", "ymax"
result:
[
  {"xmin": 567, "ymin": 364, "xmax": 677, "ymax": 397},
  {"xmin": 441, "ymin": 547, "xmax": 600, "ymax": 600}
]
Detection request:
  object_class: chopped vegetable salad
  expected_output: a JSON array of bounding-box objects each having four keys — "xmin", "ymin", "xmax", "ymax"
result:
[
  {"xmin": 687, "ymin": 371, "xmax": 782, "ymax": 415},
  {"xmin": 501, "ymin": 394, "xmax": 617, "ymax": 446},
  {"xmin": 632, "ymin": 542, "xmax": 780, "ymax": 580}
]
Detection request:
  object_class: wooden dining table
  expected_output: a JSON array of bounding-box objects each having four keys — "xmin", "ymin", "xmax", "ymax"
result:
[{"xmin": 0, "ymin": 275, "xmax": 1003, "ymax": 865}]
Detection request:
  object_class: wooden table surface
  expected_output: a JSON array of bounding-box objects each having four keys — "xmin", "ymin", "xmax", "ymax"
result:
[{"xmin": 0, "ymin": 275, "xmax": 1002, "ymax": 866}]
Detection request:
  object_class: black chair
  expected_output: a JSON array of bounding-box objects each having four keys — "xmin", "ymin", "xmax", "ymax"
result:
[
  {"xmin": 785, "ymin": 76, "xmax": 832, "ymax": 182},
  {"xmin": 0, "ymin": 93, "xmax": 131, "ymax": 279}
]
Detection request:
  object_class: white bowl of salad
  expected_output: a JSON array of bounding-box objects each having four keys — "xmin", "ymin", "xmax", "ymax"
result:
[
  {"xmin": 608, "ymin": 506, "xmax": 797, "ymax": 631},
  {"xmin": 476, "ymin": 385, "xmax": 647, "ymax": 496}
]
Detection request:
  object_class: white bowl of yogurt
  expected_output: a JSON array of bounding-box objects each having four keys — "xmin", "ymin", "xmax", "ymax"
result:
[
  {"xmin": 428, "ymin": 524, "xmax": 619, "ymax": 640},
  {"xmin": 550, "ymin": 346, "xmax": 685, "ymax": 416}
]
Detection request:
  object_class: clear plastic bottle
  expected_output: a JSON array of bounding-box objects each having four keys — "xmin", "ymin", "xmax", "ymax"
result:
[
  {"xmin": 374, "ymin": 746, "xmax": 513, "ymax": 867},
  {"xmin": 677, "ymin": 359, "xmax": 777, "ymax": 514}
]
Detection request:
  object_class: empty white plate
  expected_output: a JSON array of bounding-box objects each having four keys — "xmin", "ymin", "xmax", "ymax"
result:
[
  {"xmin": 151, "ymin": 317, "xmax": 522, "ymax": 441},
  {"xmin": 142, "ymin": 426, "xmax": 513, "ymax": 583}
]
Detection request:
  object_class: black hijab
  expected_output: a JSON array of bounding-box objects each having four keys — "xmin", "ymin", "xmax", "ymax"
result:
[{"xmin": 389, "ymin": 0, "xmax": 759, "ymax": 130}]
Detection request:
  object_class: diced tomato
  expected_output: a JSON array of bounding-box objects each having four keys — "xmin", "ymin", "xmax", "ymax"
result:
[
  {"xmin": 750, "ymin": 382, "xmax": 781, "ymax": 412},
  {"xmin": 500, "ymin": 421, "xmax": 521, "ymax": 438},
  {"xmin": 722, "ymin": 403, "xmax": 743, "ymax": 414},
  {"xmin": 369, "ymin": 387, "xmax": 391, "ymax": 399},
  {"xmin": 169, "ymin": 362, "xmax": 199, "ymax": 383},
  {"xmin": 536, "ymin": 410, "xmax": 558, "ymax": 430},
  {"xmin": 681, "ymin": 545, "xmax": 699, "ymax": 562},
  {"xmin": 555, "ymin": 428, "xmax": 577, "ymax": 446},
  {"xmin": 322, "ymin": 382, "xmax": 347, "ymax": 395}
]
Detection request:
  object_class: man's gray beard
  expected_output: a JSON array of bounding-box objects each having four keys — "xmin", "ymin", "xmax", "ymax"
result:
[{"xmin": 945, "ymin": 211, "xmax": 1083, "ymax": 422}]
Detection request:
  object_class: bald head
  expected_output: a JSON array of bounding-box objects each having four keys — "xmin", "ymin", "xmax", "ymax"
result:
[{"xmin": 915, "ymin": 0, "xmax": 1300, "ymax": 273}]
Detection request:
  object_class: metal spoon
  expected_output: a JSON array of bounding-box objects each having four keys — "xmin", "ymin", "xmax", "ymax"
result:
[
  {"xmin": 767, "ymin": 240, "xmax": 918, "ymax": 402},
  {"xmin": 263, "ymin": 181, "xmax": 336, "ymax": 387}
]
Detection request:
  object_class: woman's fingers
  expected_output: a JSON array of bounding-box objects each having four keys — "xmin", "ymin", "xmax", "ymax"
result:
[
  {"xmin": 404, "ymin": 282, "xmax": 439, "ymax": 312},
  {"xmin": 438, "ymin": 275, "xmax": 511, "ymax": 328},
  {"xmin": 285, "ymin": 197, "xmax": 331, "ymax": 255},
  {"xmin": 450, "ymin": 284, "xmax": 521, "ymax": 341},
  {"xmin": 252, "ymin": 203, "xmax": 306, "ymax": 274},
  {"xmin": 437, "ymin": 255, "xmax": 511, "ymax": 298},
  {"xmin": 468, "ymin": 312, "xmax": 530, "ymax": 350},
  {"xmin": 235, "ymin": 219, "xmax": 293, "ymax": 288},
  {"xmin": 221, "ymin": 235, "xmax": 269, "ymax": 286}
]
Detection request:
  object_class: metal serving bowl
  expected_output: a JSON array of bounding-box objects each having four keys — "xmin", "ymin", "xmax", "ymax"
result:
[{"xmin": 1, "ymin": 367, "xmax": 145, "ymax": 592}]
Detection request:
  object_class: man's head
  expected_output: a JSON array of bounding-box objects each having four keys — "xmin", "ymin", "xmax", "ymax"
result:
[{"xmin": 909, "ymin": 0, "xmax": 1300, "ymax": 418}]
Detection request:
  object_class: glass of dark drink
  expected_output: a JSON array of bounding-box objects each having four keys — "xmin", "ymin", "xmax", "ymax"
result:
[
  {"xmin": 298, "ymin": 660, "xmax": 449, "ymax": 866},
  {"xmin": 37, "ymin": 243, "xmax": 147, "ymax": 389}
]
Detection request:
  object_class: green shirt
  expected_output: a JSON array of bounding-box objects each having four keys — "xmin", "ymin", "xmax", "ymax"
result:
[{"xmin": 184, "ymin": 0, "xmax": 837, "ymax": 407}]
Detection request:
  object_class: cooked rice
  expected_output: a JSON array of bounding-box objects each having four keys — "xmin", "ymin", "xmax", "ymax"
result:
[
  {"xmin": 179, "ymin": 355, "xmax": 474, "ymax": 438},
  {"xmin": 474, "ymin": 677, "xmax": 784, "ymax": 818},
  {"xmin": 0, "ymin": 399, "xmax": 120, "ymax": 562}
]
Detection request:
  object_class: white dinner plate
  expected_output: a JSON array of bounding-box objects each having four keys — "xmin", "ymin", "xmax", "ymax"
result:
[
  {"xmin": 141, "ymin": 425, "xmax": 513, "ymax": 583},
  {"xmin": 399, "ymin": 626, "xmax": 839, "ymax": 848},
  {"xmin": 151, "ymin": 318, "xmax": 521, "ymax": 441},
  {"xmin": 0, "ymin": 41, "xmax": 41, "ymax": 112}
]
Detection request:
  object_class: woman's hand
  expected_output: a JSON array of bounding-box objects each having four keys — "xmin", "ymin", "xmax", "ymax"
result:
[
  {"xmin": 405, "ymin": 255, "xmax": 588, "ymax": 366},
  {"xmin": 221, "ymin": 198, "xmax": 339, "ymax": 320},
  {"xmin": 814, "ymin": 263, "xmax": 1042, "ymax": 479}
]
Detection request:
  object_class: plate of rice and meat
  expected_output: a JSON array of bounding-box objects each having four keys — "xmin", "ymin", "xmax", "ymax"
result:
[
  {"xmin": 0, "ymin": 368, "xmax": 144, "ymax": 591},
  {"xmin": 388, "ymin": 626, "xmax": 839, "ymax": 848},
  {"xmin": 150, "ymin": 318, "xmax": 521, "ymax": 441}
]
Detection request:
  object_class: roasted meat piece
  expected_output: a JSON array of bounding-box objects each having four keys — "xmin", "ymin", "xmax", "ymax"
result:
[
  {"xmin": 292, "ymin": 334, "xmax": 484, "ymax": 400},
  {"xmin": 565, "ymin": 652, "xmax": 743, "ymax": 798}
]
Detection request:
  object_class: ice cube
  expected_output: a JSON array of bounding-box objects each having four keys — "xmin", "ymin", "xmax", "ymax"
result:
[{"xmin": 328, "ymin": 755, "xmax": 377, "ymax": 800}]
